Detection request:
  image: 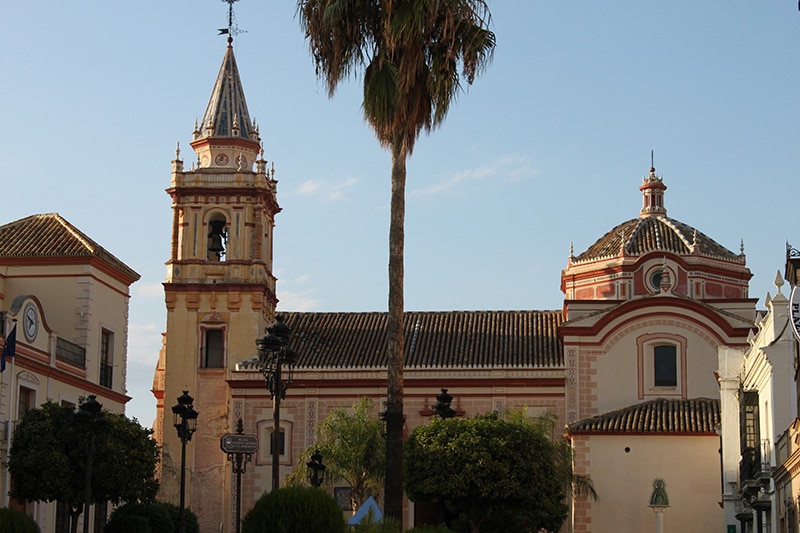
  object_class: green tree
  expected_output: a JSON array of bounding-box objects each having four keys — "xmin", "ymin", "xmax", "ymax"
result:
[
  {"xmin": 404, "ymin": 413, "xmax": 568, "ymax": 533},
  {"xmin": 296, "ymin": 1, "xmax": 496, "ymax": 521},
  {"xmin": 7, "ymin": 401, "xmax": 159, "ymax": 533},
  {"xmin": 504, "ymin": 410, "xmax": 598, "ymax": 503},
  {"xmin": 286, "ymin": 397, "xmax": 384, "ymax": 511}
]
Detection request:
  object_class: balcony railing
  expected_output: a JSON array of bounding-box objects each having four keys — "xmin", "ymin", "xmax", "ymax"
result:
[{"xmin": 56, "ymin": 337, "xmax": 86, "ymax": 367}]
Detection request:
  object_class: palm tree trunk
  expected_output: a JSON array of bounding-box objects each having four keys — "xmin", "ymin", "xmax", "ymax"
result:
[{"xmin": 384, "ymin": 136, "xmax": 406, "ymax": 523}]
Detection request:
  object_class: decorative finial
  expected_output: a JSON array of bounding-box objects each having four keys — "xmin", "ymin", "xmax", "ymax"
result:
[
  {"xmin": 650, "ymin": 149, "xmax": 655, "ymax": 172},
  {"xmin": 175, "ymin": 141, "xmax": 181, "ymax": 160},
  {"xmin": 218, "ymin": 0, "xmax": 246, "ymax": 41},
  {"xmin": 740, "ymin": 239, "xmax": 745, "ymax": 255},
  {"xmin": 774, "ymin": 270, "xmax": 785, "ymax": 292},
  {"xmin": 569, "ymin": 241, "xmax": 574, "ymax": 258}
]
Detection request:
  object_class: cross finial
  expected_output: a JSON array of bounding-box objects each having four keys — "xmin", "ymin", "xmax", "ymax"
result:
[{"xmin": 218, "ymin": 0, "xmax": 245, "ymax": 41}]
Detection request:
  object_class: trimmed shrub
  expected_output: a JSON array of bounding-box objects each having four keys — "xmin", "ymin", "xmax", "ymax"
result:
[
  {"xmin": 103, "ymin": 514, "xmax": 151, "ymax": 533},
  {"xmin": 406, "ymin": 526, "xmax": 456, "ymax": 533},
  {"xmin": 104, "ymin": 501, "xmax": 198, "ymax": 533},
  {"xmin": 0, "ymin": 507, "xmax": 39, "ymax": 533},
  {"xmin": 242, "ymin": 486, "xmax": 347, "ymax": 533}
]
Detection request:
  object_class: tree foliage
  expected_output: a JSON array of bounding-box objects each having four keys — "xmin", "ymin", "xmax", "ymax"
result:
[
  {"xmin": 286, "ymin": 397, "xmax": 384, "ymax": 511},
  {"xmin": 297, "ymin": 1, "xmax": 496, "ymax": 520},
  {"xmin": 7, "ymin": 401, "xmax": 159, "ymax": 531},
  {"xmin": 404, "ymin": 412, "xmax": 568, "ymax": 533}
]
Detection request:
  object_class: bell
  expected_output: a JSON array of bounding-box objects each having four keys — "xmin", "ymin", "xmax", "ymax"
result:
[{"xmin": 209, "ymin": 235, "xmax": 225, "ymax": 254}]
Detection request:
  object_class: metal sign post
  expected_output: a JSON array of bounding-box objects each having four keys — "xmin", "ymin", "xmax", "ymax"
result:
[{"xmin": 221, "ymin": 418, "xmax": 259, "ymax": 533}]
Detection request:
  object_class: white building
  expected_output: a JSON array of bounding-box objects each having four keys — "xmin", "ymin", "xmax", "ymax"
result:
[{"xmin": 0, "ymin": 213, "xmax": 139, "ymax": 533}]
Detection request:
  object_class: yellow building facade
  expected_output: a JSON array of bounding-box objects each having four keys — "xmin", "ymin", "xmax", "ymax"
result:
[
  {"xmin": 0, "ymin": 213, "xmax": 139, "ymax": 533},
  {"xmin": 154, "ymin": 33, "xmax": 761, "ymax": 533}
]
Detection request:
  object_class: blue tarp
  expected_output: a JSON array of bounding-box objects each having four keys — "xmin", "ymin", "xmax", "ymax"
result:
[{"xmin": 348, "ymin": 496, "xmax": 383, "ymax": 525}]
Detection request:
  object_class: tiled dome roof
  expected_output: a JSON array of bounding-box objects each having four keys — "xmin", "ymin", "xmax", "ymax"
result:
[
  {"xmin": 573, "ymin": 215, "xmax": 740, "ymax": 263},
  {"xmin": 572, "ymin": 166, "xmax": 741, "ymax": 264}
]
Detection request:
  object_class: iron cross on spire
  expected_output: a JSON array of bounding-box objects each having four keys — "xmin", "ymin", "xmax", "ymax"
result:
[{"xmin": 218, "ymin": 0, "xmax": 246, "ymax": 38}]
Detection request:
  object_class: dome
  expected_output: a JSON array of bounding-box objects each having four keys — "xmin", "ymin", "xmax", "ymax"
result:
[
  {"xmin": 572, "ymin": 167, "xmax": 742, "ymax": 265},
  {"xmin": 573, "ymin": 216, "xmax": 741, "ymax": 263}
]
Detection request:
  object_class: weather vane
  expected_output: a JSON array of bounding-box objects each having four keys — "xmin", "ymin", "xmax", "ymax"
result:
[{"xmin": 218, "ymin": 0, "xmax": 246, "ymax": 39}]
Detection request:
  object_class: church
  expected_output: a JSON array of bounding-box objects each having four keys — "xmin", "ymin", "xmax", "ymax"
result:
[{"xmin": 152, "ymin": 32, "xmax": 760, "ymax": 533}]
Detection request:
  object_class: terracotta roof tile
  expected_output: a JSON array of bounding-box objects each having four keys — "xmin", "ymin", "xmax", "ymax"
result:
[
  {"xmin": 281, "ymin": 310, "xmax": 564, "ymax": 369},
  {"xmin": 0, "ymin": 214, "xmax": 140, "ymax": 281},
  {"xmin": 567, "ymin": 397, "xmax": 720, "ymax": 434},
  {"xmin": 573, "ymin": 216, "xmax": 741, "ymax": 264}
]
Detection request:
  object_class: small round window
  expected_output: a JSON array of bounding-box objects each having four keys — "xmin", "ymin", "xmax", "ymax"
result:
[{"xmin": 650, "ymin": 270, "xmax": 663, "ymax": 290}]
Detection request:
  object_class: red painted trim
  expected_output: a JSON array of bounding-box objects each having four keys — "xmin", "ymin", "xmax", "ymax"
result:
[
  {"xmin": 559, "ymin": 298, "xmax": 754, "ymax": 344},
  {"xmin": 1, "ymin": 264, "xmax": 136, "ymax": 296},
  {"xmin": 9, "ymin": 349, "xmax": 131, "ymax": 404},
  {"xmin": 565, "ymin": 431, "xmax": 718, "ymax": 437}
]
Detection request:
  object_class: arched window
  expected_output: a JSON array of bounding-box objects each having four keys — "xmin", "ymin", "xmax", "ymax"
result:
[
  {"xmin": 637, "ymin": 333, "xmax": 687, "ymax": 399},
  {"xmin": 207, "ymin": 214, "xmax": 228, "ymax": 261}
]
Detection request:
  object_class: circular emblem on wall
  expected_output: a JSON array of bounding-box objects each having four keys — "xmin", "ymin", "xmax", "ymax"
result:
[
  {"xmin": 23, "ymin": 303, "xmax": 38, "ymax": 342},
  {"xmin": 215, "ymin": 153, "xmax": 229, "ymax": 166}
]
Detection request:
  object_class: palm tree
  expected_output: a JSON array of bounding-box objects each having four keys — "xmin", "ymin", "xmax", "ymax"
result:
[
  {"xmin": 285, "ymin": 397, "xmax": 385, "ymax": 512},
  {"xmin": 297, "ymin": 0, "xmax": 495, "ymax": 521}
]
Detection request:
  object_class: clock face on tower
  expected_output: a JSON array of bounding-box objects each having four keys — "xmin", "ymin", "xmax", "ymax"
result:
[{"xmin": 23, "ymin": 303, "xmax": 38, "ymax": 342}]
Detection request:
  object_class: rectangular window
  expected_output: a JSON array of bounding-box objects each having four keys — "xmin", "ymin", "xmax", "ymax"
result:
[
  {"xmin": 17, "ymin": 386, "xmax": 35, "ymax": 419},
  {"xmin": 742, "ymin": 391, "xmax": 760, "ymax": 451},
  {"xmin": 99, "ymin": 329, "xmax": 113, "ymax": 388},
  {"xmin": 269, "ymin": 429, "xmax": 285, "ymax": 456},
  {"xmin": 654, "ymin": 345, "xmax": 677, "ymax": 387},
  {"xmin": 202, "ymin": 329, "xmax": 224, "ymax": 368}
]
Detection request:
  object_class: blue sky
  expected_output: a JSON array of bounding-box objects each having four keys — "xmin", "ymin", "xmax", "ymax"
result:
[{"xmin": 2, "ymin": 1, "xmax": 798, "ymax": 427}]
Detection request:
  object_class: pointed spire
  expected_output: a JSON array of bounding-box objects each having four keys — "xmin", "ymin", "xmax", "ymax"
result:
[
  {"xmin": 639, "ymin": 154, "xmax": 667, "ymax": 217},
  {"xmin": 196, "ymin": 44, "xmax": 256, "ymax": 144}
]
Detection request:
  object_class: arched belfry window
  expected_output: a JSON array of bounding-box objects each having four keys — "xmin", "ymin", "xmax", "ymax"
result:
[{"xmin": 207, "ymin": 214, "xmax": 228, "ymax": 261}]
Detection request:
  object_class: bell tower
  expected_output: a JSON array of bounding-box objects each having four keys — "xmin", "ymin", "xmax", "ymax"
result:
[{"xmin": 155, "ymin": 32, "xmax": 280, "ymax": 531}]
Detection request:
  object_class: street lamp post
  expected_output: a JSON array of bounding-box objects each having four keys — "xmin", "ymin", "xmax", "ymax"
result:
[
  {"xmin": 307, "ymin": 449, "xmax": 326, "ymax": 488},
  {"xmin": 172, "ymin": 391, "xmax": 199, "ymax": 533},
  {"xmin": 432, "ymin": 388, "xmax": 456, "ymax": 419},
  {"xmin": 74, "ymin": 395, "xmax": 106, "ymax": 533},
  {"xmin": 255, "ymin": 316, "xmax": 296, "ymax": 491}
]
